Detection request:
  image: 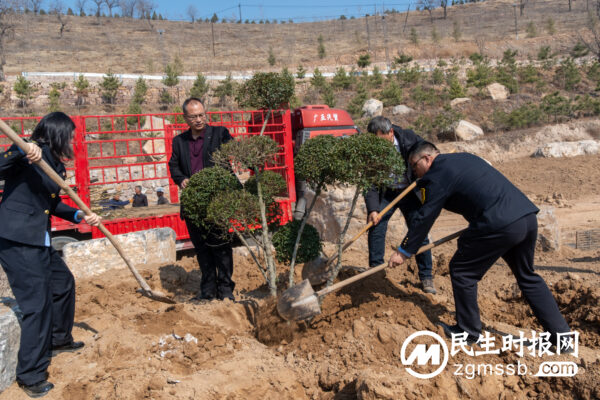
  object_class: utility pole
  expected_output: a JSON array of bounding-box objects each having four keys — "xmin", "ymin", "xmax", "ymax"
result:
[
  {"xmin": 512, "ymin": 3, "xmax": 518, "ymax": 40},
  {"xmin": 402, "ymin": 3, "xmax": 411, "ymax": 34},
  {"xmin": 365, "ymin": 14, "xmax": 372, "ymax": 54},
  {"xmin": 211, "ymin": 22, "xmax": 216, "ymax": 56},
  {"xmin": 238, "ymin": 3, "xmax": 242, "ymax": 23},
  {"xmin": 383, "ymin": 13, "xmax": 390, "ymax": 69}
]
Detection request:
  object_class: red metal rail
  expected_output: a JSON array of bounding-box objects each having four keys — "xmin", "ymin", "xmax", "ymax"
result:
[{"xmin": 1, "ymin": 110, "xmax": 295, "ymax": 242}]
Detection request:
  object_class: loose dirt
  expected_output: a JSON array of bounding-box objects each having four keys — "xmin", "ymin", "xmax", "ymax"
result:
[{"xmin": 1, "ymin": 153, "xmax": 599, "ymax": 400}]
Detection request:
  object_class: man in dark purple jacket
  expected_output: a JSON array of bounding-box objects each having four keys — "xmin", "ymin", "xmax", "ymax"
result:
[{"xmin": 168, "ymin": 98, "xmax": 235, "ymax": 302}]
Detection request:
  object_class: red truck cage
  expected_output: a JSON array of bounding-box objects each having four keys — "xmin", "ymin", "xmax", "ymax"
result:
[{"xmin": 0, "ymin": 110, "xmax": 296, "ymax": 249}]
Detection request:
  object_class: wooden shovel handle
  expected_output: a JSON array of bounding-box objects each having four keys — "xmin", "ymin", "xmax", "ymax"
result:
[
  {"xmin": 324, "ymin": 181, "xmax": 418, "ymax": 266},
  {"xmin": 316, "ymin": 228, "xmax": 467, "ymax": 298},
  {"xmin": 0, "ymin": 119, "xmax": 153, "ymax": 293}
]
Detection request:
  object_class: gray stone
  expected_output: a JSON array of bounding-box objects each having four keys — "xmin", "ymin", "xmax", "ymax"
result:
[
  {"xmin": 486, "ymin": 83, "xmax": 509, "ymax": 100},
  {"xmin": 0, "ymin": 269, "xmax": 13, "ymax": 298},
  {"xmin": 61, "ymin": 228, "xmax": 176, "ymax": 278},
  {"xmin": 362, "ymin": 98, "xmax": 383, "ymax": 118},
  {"xmin": 450, "ymin": 97, "xmax": 471, "ymax": 107},
  {"xmin": 537, "ymin": 206, "xmax": 560, "ymax": 252},
  {"xmin": 532, "ymin": 140, "xmax": 599, "ymax": 158},
  {"xmin": 0, "ymin": 300, "xmax": 20, "ymax": 392},
  {"xmin": 452, "ymin": 120, "xmax": 484, "ymax": 141},
  {"xmin": 391, "ymin": 105, "xmax": 414, "ymax": 115}
]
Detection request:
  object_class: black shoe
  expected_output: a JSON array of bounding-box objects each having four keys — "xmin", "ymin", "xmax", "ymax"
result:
[
  {"xmin": 191, "ymin": 294, "xmax": 215, "ymax": 304},
  {"xmin": 51, "ymin": 341, "xmax": 84, "ymax": 356},
  {"xmin": 439, "ymin": 322, "xmax": 479, "ymax": 345},
  {"xmin": 17, "ymin": 380, "xmax": 54, "ymax": 398},
  {"xmin": 217, "ymin": 293, "xmax": 235, "ymax": 301}
]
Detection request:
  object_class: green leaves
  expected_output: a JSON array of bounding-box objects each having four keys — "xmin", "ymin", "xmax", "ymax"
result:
[
  {"xmin": 212, "ymin": 135, "xmax": 280, "ymax": 172},
  {"xmin": 245, "ymin": 170, "xmax": 287, "ymax": 205},
  {"xmin": 294, "ymin": 135, "xmax": 344, "ymax": 190},
  {"xmin": 206, "ymin": 190, "xmax": 261, "ymax": 233},
  {"xmin": 180, "ymin": 167, "xmax": 240, "ymax": 229},
  {"xmin": 272, "ymin": 220, "xmax": 322, "ymax": 264},
  {"xmin": 236, "ymin": 71, "xmax": 295, "ymax": 110}
]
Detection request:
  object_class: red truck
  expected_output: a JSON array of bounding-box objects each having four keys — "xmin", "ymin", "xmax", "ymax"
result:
[{"xmin": 0, "ymin": 105, "xmax": 358, "ymax": 250}]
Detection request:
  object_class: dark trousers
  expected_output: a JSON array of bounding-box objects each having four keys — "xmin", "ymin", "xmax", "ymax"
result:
[
  {"xmin": 450, "ymin": 213, "xmax": 570, "ymax": 337},
  {"xmin": 0, "ymin": 238, "xmax": 75, "ymax": 385},
  {"xmin": 368, "ymin": 189, "xmax": 433, "ymax": 280},
  {"xmin": 185, "ymin": 219, "xmax": 235, "ymax": 300}
]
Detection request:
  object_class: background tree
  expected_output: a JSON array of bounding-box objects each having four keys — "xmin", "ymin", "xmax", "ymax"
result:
[
  {"xmin": 0, "ymin": 0, "xmax": 21, "ymax": 81},
  {"xmin": 73, "ymin": 73, "xmax": 89, "ymax": 109},
  {"xmin": 189, "ymin": 72, "xmax": 209, "ymax": 100},
  {"xmin": 118, "ymin": 0, "xmax": 135, "ymax": 17},
  {"xmin": 91, "ymin": 0, "xmax": 102, "ymax": 17},
  {"xmin": 50, "ymin": 0, "xmax": 67, "ymax": 38},
  {"xmin": 186, "ymin": 4, "xmax": 197, "ymax": 23},
  {"xmin": 317, "ymin": 34, "xmax": 326, "ymax": 59},
  {"xmin": 213, "ymin": 73, "xmax": 236, "ymax": 107},
  {"xmin": 48, "ymin": 82, "xmax": 62, "ymax": 112},
  {"xmin": 28, "ymin": 0, "xmax": 43, "ymax": 14},
  {"xmin": 103, "ymin": 0, "xmax": 117, "ymax": 16},
  {"xmin": 127, "ymin": 76, "xmax": 147, "ymax": 125},
  {"xmin": 100, "ymin": 70, "xmax": 121, "ymax": 106},
  {"xmin": 74, "ymin": 0, "xmax": 86, "ymax": 15},
  {"xmin": 14, "ymin": 75, "xmax": 33, "ymax": 108},
  {"xmin": 357, "ymin": 53, "xmax": 371, "ymax": 68},
  {"xmin": 161, "ymin": 55, "xmax": 183, "ymax": 104}
]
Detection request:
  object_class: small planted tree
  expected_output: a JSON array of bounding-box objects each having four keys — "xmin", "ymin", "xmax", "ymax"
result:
[
  {"xmin": 213, "ymin": 73, "xmax": 237, "ymax": 107},
  {"xmin": 127, "ymin": 77, "xmax": 147, "ymax": 125},
  {"xmin": 14, "ymin": 75, "xmax": 33, "ymax": 108},
  {"xmin": 236, "ymin": 71, "xmax": 295, "ymax": 134},
  {"xmin": 189, "ymin": 72, "xmax": 209, "ymax": 100},
  {"xmin": 48, "ymin": 83, "xmax": 62, "ymax": 112},
  {"xmin": 100, "ymin": 70, "xmax": 121, "ymax": 106},
  {"xmin": 73, "ymin": 74, "xmax": 89, "ymax": 109},
  {"xmin": 317, "ymin": 34, "xmax": 326, "ymax": 59},
  {"xmin": 325, "ymin": 133, "xmax": 404, "ymax": 287},
  {"xmin": 162, "ymin": 56, "xmax": 183, "ymax": 104},
  {"xmin": 357, "ymin": 53, "xmax": 371, "ymax": 69}
]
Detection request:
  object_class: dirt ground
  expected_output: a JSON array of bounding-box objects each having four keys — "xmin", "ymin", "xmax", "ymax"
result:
[{"xmin": 1, "ymin": 153, "xmax": 599, "ymax": 399}]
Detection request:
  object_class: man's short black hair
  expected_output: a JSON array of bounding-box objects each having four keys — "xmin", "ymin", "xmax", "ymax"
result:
[
  {"xmin": 182, "ymin": 97, "xmax": 205, "ymax": 115},
  {"xmin": 367, "ymin": 116, "xmax": 393, "ymax": 134},
  {"xmin": 408, "ymin": 141, "xmax": 440, "ymax": 161}
]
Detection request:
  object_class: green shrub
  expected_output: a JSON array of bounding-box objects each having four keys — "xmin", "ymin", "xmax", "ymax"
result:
[
  {"xmin": 369, "ymin": 66, "xmax": 383, "ymax": 88},
  {"xmin": 132, "ymin": 77, "xmax": 148, "ymax": 104},
  {"xmin": 493, "ymin": 103, "xmax": 543, "ymax": 130},
  {"xmin": 570, "ymin": 42, "xmax": 589, "ymax": 59},
  {"xmin": 310, "ymin": 68, "xmax": 327, "ymax": 89},
  {"xmin": 452, "ymin": 20, "xmax": 462, "ymax": 42},
  {"xmin": 431, "ymin": 26, "xmax": 440, "ymax": 43},
  {"xmin": 431, "ymin": 68, "xmax": 444, "ymax": 85},
  {"xmin": 162, "ymin": 56, "xmax": 183, "ymax": 87},
  {"xmin": 100, "ymin": 70, "xmax": 121, "ymax": 104},
  {"xmin": 317, "ymin": 34, "xmax": 326, "ymax": 59},
  {"xmin": 541, "ymin": 92, "xmax": 572, "ymax": 121},
  {"xmin": 555, "ymin": 58, "xmax": 581, "ymax": 91},
  {"xmin": 332, "ymin": 67, "xmax": 352, "ymax": 90},
  {"xmin": 447, "ymin": 77, "xmax": 466, "ymax": 99},
  {"xmin": 213, "ymin": 73, "xmax": 237, "ymax": 106},
  {"xmin": 180, "ymin": 166, "xmax": 241, "ymax": 229},
  {"xmin": 411, "ymin": 85, "xmax": 437, "ymax": 105},
  {"xmin": 395, "ymin": 53, "xmax": 413, "ymax": 64},
  {"xmin": 189, "ymin": 73, "xmax": 209, "ymax": 99},
  {"xmin": 272, "ymin": 220, "xmax": 322, "ymax": 264},
  {"xmin": 518, "ymin": 64, "xmax": 541, "ymax": 84},
  {"xmin": 378, "ymin": 81, "xmax": 403, "ymax": 106},
  {"xmin": 14, "ymin": 76, "xmax": 33, "ymax": 108},
  {"xmin": 409, "ymin": 27, "xmax": 418, "ymax": 45},
  {"xmin": 245, "ymin": 170, "xmax": 287, "ymax": 205},
  {"xmin": 357, "ymin": 53, "xmax": 371, "ymax": 68},
  {"xmin": 347, "ymin": 83, "xmax": 368, "ymax": 117},
  {"xmin": 526, "ymin": 22, "xmax": 537, "ymax": 38},
  {"xmin": 587, "ymin": 61, "xmax": 600, "ymax": 82},
  {"xmin": 268, "ymin": 47, "xmax": 276, "ymax": 66},
  {"xmin": 296, "ymin": 65, "xmax": 306, "ymax": 79},
  {"xmin": 537, "ymin": 46, "xmax": 552, "ymax": 60},
  {"xmin": 469, "ymin": 53, "xmax": 484, "ymax": 64},
  {"xmin": 321, "ymin": 84, "xmax": 336, "ymax": 107},
  {"xmin": 466, "ymin": 60, "xmax": 494, "ymax": 88},
  {"xmin": 397, "ymin": 66, "xmax": 422, "ymax": 86},
  {"xmin": 574, "ymin": 94, "xmax": 600, "ymax": 117},
  {"xmin": 545, "ymin": 17, "xmax": 556, "ymax": 35},
  {"xmin": 48, "ymin": 85, "xmax": 61, "ymax": 112}
]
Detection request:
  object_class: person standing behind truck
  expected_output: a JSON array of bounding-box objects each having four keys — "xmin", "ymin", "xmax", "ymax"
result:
[
  {"xmin": 364, "ymin": 116, "xmax": 436, "ymax": 294},
  {"xmin": 131, "ymin": 185, "xmax": 148, "ymax": 207},
  {"xmin": 0, "ymin": 112, "xmax": 101, "ymax": 398},
  {"xmin": 156, "ymin": 187, "xmax": 169, "ymax": 205},
  {"xmin": 168, "ymin": 97, "xmax": 236, "ymax": 302}
]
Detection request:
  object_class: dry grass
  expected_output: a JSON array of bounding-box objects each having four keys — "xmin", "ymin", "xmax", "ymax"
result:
[{"xmin": 5, "ymin": 0, "xmax": 592, "ymax": 75}]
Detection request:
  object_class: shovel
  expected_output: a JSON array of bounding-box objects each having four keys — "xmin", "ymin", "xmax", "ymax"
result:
[
  {"xmin": 301, "ymin": 181, "xmax": 418, "ymax": 285},
  {"xmin": 278, "ymin": 228, "xmax": 466, "ymax": 321},
  {"xmin": 0, "ymin": 119, "xmax": 175, "ymax": 304}
]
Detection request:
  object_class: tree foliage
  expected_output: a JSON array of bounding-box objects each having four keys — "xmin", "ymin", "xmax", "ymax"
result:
[
  {"xmin": 236, "ymin": 71, "xmax": 294, "ymax": 110},
  {"xmin": 272, "ymin": 220, "xmax": 322, "ymax": 264}
]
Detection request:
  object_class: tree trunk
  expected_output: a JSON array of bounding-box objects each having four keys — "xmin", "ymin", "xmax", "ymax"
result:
[{"xmin": 256, "ymin": 173, "xmax": 277, "ymax": 297}]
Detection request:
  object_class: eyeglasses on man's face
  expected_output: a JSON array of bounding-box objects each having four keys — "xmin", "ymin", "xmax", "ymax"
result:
[
  {"xmin": 184, "ymin": 113, "xmax": 206, "ymax": 120},
  {"xmin": 410, "ymin": 155, "xmax": 426, "ymax": 170}
]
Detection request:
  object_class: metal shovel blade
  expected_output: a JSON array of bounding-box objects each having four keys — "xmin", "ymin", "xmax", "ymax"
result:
[
  {"xmin": 301, "ymin": 253, "xmax": 331, "ymax": 286},
  {"xmin": 277, "ymin": 279, "xmax": 322, "ymax": 321},
  {"xmin": 137, "ymin": 288, "xmax": 176, "ymax": 304}
]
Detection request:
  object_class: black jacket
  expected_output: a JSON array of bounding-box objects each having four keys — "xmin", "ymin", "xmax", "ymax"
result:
[
  {"xmin": 399, "ymin": 153, "xmax": 539, "ymax": 255},
  {"xmin": 168, "ymin": 126, "xmax": 233, "ymax": 218},
  {"xmin": 132, "ymin": 193, "xmax": 148, "ymax": 207},
  {"xmin": 364, "ymin": 125, "xmax": 424, "ymax": 214},
  {"xmin": 0, "ymin": 144, "xmax": 80, "ymax": 247}
]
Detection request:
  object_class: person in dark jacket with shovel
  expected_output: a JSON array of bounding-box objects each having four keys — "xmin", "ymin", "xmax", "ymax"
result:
[
  {"xmin": 364, "ymin": 116, "xmax": 436, "ymax": 294},
  {"xmin": 388, "ymin": 142, "xmax": 571, "ymax": 346},
  {"xmin": 0, "ymin": 112, "xmax": 101, "ymax": 398}
]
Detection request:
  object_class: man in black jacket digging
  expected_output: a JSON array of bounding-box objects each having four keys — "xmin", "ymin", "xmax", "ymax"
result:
[
  {"xmin": 168, "ymin": 97, "xmax": 236, "ymax": 301},
  {"xmin": 364, "ymin": 116, "xmax": 435, "ymax": 294}
]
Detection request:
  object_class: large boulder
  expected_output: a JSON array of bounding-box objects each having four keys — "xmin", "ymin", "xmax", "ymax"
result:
[
  {"xmin": 537, "ymin": 206, "xmax": 560, "ymax": 252},
  {"xmin": 61, "ymin": 228, "xmax": 176, "ymax": 278},
  {"xmin": 362, "ymin": 99, "xmax": 383, "ymax": 118},
  {"xmin": 0, "ymin": 299, "xmax": 20, "ymax": 393},
  {"xmin": 392, "ymin": 105, "xmax": 414, "ymax": 115},
  {"xmin": 486, "ymin": 83, "xmax": 509, "ymax": 100},
  {"xmin": 452, "ymin": 120, "xmax": 484, "ymax": 141},
  {"xmin": 532, "ymin": 140, "xmax": 599, "ymax": 158}
]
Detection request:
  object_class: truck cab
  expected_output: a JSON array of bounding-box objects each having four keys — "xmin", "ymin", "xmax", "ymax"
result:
[{"xmin": 291, "ymin": 105, "xmax": 359, "ymax": 153}]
